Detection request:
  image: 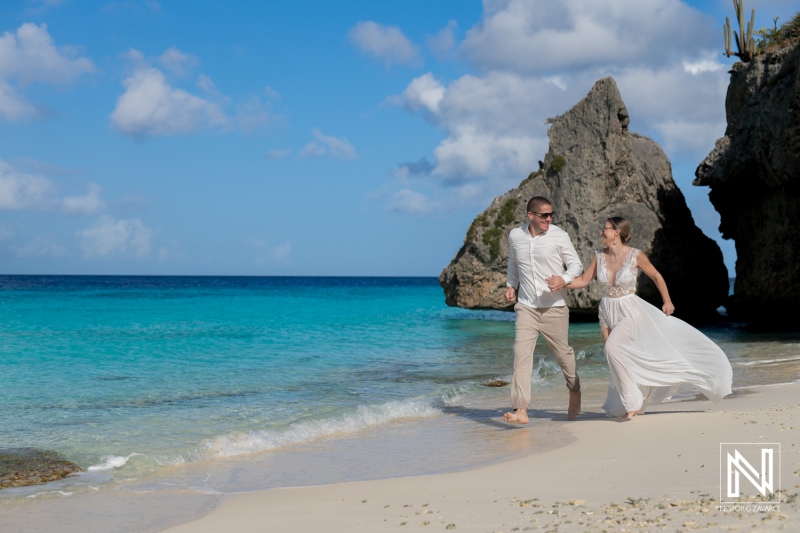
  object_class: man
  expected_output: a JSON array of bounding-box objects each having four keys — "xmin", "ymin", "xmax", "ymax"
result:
[{"xmin": 503, "ymin": 196, "xmax": 582, "ymax": 424}]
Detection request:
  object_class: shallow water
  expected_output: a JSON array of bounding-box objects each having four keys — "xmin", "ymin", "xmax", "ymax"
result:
[{"xmin": 0, "ymin": 276, "xmax": 797, "ymax": 505}]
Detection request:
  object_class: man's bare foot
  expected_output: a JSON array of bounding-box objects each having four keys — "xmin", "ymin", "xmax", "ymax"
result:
[
  {"xmin": 567, "ymin": 390, "xmax": 581, "ymax": 420},
  {"xmin": 623, "ymin": 411, "xmax": 637, "ymax": 419},
  {"xmin": 503, "ymin": 409, "xmax": 529, "ymax": 424}
]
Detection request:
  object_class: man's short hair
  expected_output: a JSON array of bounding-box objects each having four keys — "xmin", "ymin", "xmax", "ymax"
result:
[{"xmin": 527, "ymin": 196, "xmax": 552, "ymax": 213}]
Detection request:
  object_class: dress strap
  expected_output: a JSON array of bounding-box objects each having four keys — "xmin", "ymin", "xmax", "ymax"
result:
[{"xmin": 628, "ymin": 248, "xmax": 639, "ymax": 268}]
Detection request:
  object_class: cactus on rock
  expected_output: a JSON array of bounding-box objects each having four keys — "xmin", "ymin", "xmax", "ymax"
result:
[{"xmin": 724, "ymin": 0, "xmax": 756, "ymax": 62}]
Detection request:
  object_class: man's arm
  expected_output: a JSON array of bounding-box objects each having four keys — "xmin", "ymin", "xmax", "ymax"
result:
[
  {"xmin": 547, "ymin": 233, "xmax": 583, "ymax": 291},
  {"xmin": 561, "ymin": 233, "xmax": 583, "ymax": 283},
  {"xmin": 506, "ymin": 231, "xmax": 519, "ymax": 302}
]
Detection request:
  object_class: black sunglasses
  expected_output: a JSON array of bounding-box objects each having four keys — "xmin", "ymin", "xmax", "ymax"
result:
[{"xmin": 530, "ymin": 211, "xmax": 555, "ymax": 219}]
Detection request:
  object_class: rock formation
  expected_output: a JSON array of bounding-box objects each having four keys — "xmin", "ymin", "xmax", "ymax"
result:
[
  {"xmin": 695, "ymin": 44, "xmax": 800, "ymax": 327},
  {"xmin": 0, "ymin": 448, "xmax": 82, "ymax": 489},
  {"xmin": 440, "ymin": 77, "xmax": 729, "ymax": 323}
]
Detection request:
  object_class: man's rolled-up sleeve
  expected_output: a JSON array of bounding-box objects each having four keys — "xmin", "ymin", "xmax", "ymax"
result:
[
  {"xmin": 560, "ymin": 234, "xmax": 583, "ymax": 284},
  {"xmin": 507, "ymin": 232, "xmax": 519, "ymax": 288}
]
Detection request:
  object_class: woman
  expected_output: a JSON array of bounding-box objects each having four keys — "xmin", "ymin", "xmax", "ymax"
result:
[{"xmin": 557, "ymin": 217, "xmax": 733, "ymax": 419}]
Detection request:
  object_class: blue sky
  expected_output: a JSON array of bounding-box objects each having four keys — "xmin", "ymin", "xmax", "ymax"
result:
[{"xmin": 0, "ymin": 0, "xmax": 795, "ymax": 276}]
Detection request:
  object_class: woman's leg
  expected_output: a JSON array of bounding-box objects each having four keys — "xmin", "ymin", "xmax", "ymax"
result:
[{"xmin": 604, "ymin": 321, "xmax": 643, "ymax": 417}]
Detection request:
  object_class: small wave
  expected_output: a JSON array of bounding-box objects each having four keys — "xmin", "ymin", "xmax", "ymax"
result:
[
  {"xmin": 533, "ymin": 358, "xmax": 562, "ymax": 381},
  {"xmin": 575, "ymin": 346, "xmax": 606, "ymax": 361},
  {"xmin": 732, "ymin": 355, "xmax": 800, "ymax": 366},
  {"xmin": 204, "ymin": 396, "xmax": 445, "ymax": 458},
  {"xmin": 87, "ymin": 453, "xmax": 144, "ymax": 471},
  {"xmin": 26, "ymin": 490, "xmax": 73, "ymax": 498}
]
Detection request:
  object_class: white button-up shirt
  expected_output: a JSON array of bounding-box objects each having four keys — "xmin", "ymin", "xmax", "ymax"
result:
[{"xmin": 507, "ymin": 223, "xmax": 583, "ymax": 308}]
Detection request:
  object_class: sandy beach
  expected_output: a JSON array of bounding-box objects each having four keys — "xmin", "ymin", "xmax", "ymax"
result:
[
  {"xmin": 2, "ymin": 381, "xmax": 797, "ymax": 532},
  {"xmin": 156, "ymin": 382, "xmax": 799, "ymax": 533}
]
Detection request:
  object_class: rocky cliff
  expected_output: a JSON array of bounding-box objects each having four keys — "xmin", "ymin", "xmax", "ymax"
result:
[
  {"xmin": 440, "ymin": 77, "xmax": 729, "ymax": 323},
  {"xmin": 694, "ymin": 44, "xmax": 800, "ymax": 326}
]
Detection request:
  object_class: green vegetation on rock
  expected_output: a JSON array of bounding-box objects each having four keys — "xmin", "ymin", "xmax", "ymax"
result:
[
  {"xmin": 551, "ymin": 155, "xmax": 566, "ymax": 173},
  {"xmin": 482, "ymin": 228, "xmax": 502, "ymax": 259},
  {"xmin": 724, "ymin": 1, "xmax": 799, "ymax": 61},
  {"xmin": 755, "ymin": 12, "xmax": 800, "ymax": 52},
  {"xmin": 494, "ymin": 198, "xmax": 519, "ymax": 228},
  {"xmin": 466, "ymin": 213, "xmax": 490, "ymax": 241}
]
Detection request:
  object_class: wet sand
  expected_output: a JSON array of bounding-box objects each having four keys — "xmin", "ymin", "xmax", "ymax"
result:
[{"xmin": 162, "ymin": 382, "xmax": 799, "ymax": 532}]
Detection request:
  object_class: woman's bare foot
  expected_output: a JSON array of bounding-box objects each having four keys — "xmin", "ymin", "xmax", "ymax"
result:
[
  {"xmin": 503, "ymin": 409, "xmax": 529, "ymax": 424},
  {"xmin": 567, "ymin": 390, "xmax": 581, "ymax": 420}
]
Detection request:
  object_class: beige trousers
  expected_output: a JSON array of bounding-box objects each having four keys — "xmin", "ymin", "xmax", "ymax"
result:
[{"xmin": 511, "ymin": 304, "xmax": 579, "ymax": 410}]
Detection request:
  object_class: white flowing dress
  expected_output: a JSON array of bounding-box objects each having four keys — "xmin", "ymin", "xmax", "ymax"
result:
[{"xmin": 597, "ymin": 248, "xmax": 733, "ymax": 417}]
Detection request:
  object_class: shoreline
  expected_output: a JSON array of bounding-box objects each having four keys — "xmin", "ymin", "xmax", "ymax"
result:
[
  {"xmin": 4, "ymin": 380, "xmax": 796, "ymax": 532},
  {"xmin": 161, "ymin": 382, "xmax": 799, "ymax": 532}
]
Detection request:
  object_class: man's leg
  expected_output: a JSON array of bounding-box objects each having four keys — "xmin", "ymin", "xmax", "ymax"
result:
[
  {"xmin": 539, "ymin": 306, "xmax": 581, "ymax": 420},
  {"xmin": 505, "ymin": 304, "xmax": 540, "ymax": 424}
]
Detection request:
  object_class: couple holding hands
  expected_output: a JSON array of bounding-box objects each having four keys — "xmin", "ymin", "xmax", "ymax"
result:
[{"xmin": 502, "ymin": 196, "xmax": 732, "ymax": 424}]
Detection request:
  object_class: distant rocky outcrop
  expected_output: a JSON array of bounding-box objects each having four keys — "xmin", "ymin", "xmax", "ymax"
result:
[
  {"xmin": 694, "ymin": 44, "xmax": 800, "ymax": 327},
  {"xmin": 0, "ymin": 448, "xmax": 82, "ymax": 489},
  {"xmin": 440, "ymin": 77, "xmax": 729, "ymax": 323}
]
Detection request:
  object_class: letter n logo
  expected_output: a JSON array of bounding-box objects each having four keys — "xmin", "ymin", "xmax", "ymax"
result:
[{"xmin": 720, "ymin": 443, "xmax": 781, "ymax": 504}]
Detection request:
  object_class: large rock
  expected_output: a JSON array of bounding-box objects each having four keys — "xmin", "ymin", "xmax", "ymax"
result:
[
  {"xmin": 440, "ymin": 77, "xmax": 729, "ymax": 323},
  {"xmin": 0, "ymin": 448, "xmax": 82, "ymax": 489},
  {"xmin": 694, "ymin": 44, "xmax": 800, "ymax": 327}
]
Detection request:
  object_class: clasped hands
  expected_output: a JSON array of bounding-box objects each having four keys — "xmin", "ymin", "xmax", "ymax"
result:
[
  {"xmin": 545, "ymin": 275, "xmax": 566, "ymax": 292},
  {"xmin": 506, "ymin": 276, "xmax": 566, "ymax": 302}
]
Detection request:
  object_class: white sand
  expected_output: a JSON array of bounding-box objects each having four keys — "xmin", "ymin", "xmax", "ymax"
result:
[{"xmin": 163, "ymin": 382, "xmax": 800, "ymax": 532}]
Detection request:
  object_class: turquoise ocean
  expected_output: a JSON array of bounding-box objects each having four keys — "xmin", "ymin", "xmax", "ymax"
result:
[{"xmin": 2, "ymin": 276, "xmax": 799, "ymax": 502}]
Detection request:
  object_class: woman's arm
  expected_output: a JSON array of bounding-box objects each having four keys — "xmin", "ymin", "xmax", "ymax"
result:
[
  {"xmin": 560, "ymin": 256, "xmax": 597, "ymax": 290},
  {"xmin": 636, "ymin": 251, "xmax": 675, "ymax": 316}
]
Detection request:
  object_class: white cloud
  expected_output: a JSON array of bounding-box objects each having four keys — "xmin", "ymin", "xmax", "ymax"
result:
[
  {"xmin": 0, "ymin": 159, "xmax": 109, "ymax": 214},
  {"xmin": 158, "ymin": 47, "xmax": 199, "ymax": 77},
  {"xmin": 461, "ymin": 0, "xmax": 716, "ymax": 74},
  {"xmin": 0, "ymin": 23, "xmax": 94, "ymax": 121},
  {"xmin": 263, "ymin": 85, "xmax": 280, "ymax": 100},
  {"xmin": 77, "ymin": 215, "xmax": 156, "ymax": 258},
  {"xmin": 196, "ymin": 73, "xmax": 219, "ymax": 95},
  {"xmin": 613, "ymin": 64, "xmax": 728, "ymax": 154},
  {"xmin": 427, "ymin": 20, "xmax": 458, "ymax": 60},
  {"xmin": 61, "ymin": 183, "xmax": 106, "ymax": 215},
  {"xmin": 0, "ymin": 159, "xmax": 57, "ymax": 210},
  {"xmin": 110, "ymin": 62, "xmax": 228, "ymax": 136},
  {"xmin": 395, "ymin": 72, "xmax": 445, "ymax": 115},
  {"xmin": 298, "ymin": 142, "xmax": 325, "ymax": 158},
  {"xmin": 111, "ymin": 48, "xmax": 274, "ymax": 137},
  {"xmin": 348, "ymin": 21, "xmax": 420, "ymax": 66},
  {"xmin": 432, "ymin": 127, "xmax": 542, "ymax": 183},
  {"xmin": 13, "ymin": 235, "xmax": 67, "ymax": 258},
  {"xmin": 683, "ymin": 58, "xmax": 724, "ymax": 75},
  {"xmin": 299, "ymin": 128, "xmax": 357, "ymax": 160},
  {"xmin": 388, "ymin": 0, "xmax": 730, "ymax": 205},
  {"xmin": 391, "ymin": 71, "xmax": 567, "ymax": 185},
  {"xmin": 0, "ymin": 81, "xmax": 38, "ymax": 120},
  {"xmin": 392, "ymin": 157, "xmax": 435, "ymax": 180},
  {"xmin": 388, "ymin": 189, "xmax": 439, "ymax": 215}
]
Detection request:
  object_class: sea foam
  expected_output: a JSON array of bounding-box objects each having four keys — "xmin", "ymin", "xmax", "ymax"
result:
[
  {"xmin": 204, "ymin": 395, "xmax": 451, "ymax": 458},
  {"xmin": 87, "ymin": 453, "xmax": 144, "ymax": 471}
]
